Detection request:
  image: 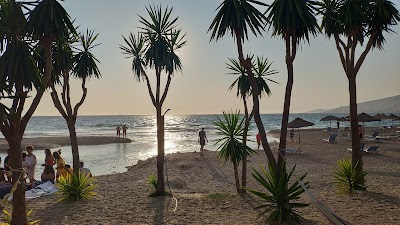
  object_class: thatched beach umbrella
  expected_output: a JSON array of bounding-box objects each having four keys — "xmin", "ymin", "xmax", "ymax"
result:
[
  {"xmin": 374, "ymin": 113, "xmax": 392, "ymax": 130},
  {"xmin": 288, "ymin": 118, "xmax": 315, "ymax": 144},
  {"xmin": 320, "ymin": 115, "xmax": 339, "ymax": 128},
  {"xmin": 358, "ymin": 112, "xmax": 381, "ymax": 123}
]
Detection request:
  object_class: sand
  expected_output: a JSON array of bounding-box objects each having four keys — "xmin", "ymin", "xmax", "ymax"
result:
[
  {"xmin": 23, "ymin": 128, "xmax": 400, "ymax": 224},
  {"xmin": 0, "ymin": 136, "xmax": 131, "ymax": 152}
]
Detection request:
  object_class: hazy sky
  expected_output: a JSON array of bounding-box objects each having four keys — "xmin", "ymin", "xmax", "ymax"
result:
[{"xmin": 32, "ymin": 0, "xmax": 400, "ymax": 116}]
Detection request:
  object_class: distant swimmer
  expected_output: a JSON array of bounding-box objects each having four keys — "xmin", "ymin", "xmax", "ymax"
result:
[
  {"xmin": 116, "ymin": 125, "xmax": 121, "ymax": 137},
  {"xmin": 198, "ymin": 128, "xmax": 208, "ymax": 156},
  {"xmin": 122, "ymin": 125, "xmax": 128, "ymax": 138}
]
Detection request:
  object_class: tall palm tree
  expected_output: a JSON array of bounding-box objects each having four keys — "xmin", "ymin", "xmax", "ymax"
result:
[
  {"xmin": 227, "ymin": 56, "xmax": 278, "ymax": 188},
  {"xmin": 209, "ymin": 0, "xmax": 279, "ymax": 173},
  {"xmin": 318, "ymin": 0, "xmax": 400, "ymax": 171},
  {"xmin": 49, "ymin": 29, "xmax": 101, "ymax": 174},
  {"xmin": 214, "ymin": 111, "xmax": 255, "ymax": 193},
  {"xmin": 265, "ymin": 0, "xmax": 319, "ymax": 168},
  {"xmin": 120, "ymin": 5, "xmax": 186, "ymax": 195},
  {"xmin": 0, "ymin": 0, "xmax": 75, "ymax": 223}
]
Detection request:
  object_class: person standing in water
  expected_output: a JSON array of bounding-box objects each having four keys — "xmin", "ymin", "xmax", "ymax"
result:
[
  {"xmin": 116, "ymin": 125, "xmax": 121, "ymax": 137},
  {"xmin": 122, "ymin": 125, "xmax": 128, "ymax": 138},
  {"xmin": 198, "ymin": 128, "xmax": 208, "ymax": 155}
]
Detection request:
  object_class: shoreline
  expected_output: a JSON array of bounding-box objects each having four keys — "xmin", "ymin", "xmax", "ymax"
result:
[{"xmin": 0, "ymin": 136, "xmax": 131, "ymax": 152}]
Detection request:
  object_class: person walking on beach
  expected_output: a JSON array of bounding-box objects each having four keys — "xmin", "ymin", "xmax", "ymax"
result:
[
  {"xmin": 122, "ymin": 125, "xmax": 128, "ymax": 138},
  {"xmin": 256, "ymin": 133, "xmax": 261, "ymax": 150},
  {"xmin": 359, "ymin": 125, "xmax": 364, "ymax": 139},
  {"xmin": 116, "ymin": 125, "xmax": 121, "ymax": 137},
  {"xmin": 198, "ymin": 128, "xmax": 208, "ymax": 155},
  {"xmin": 25, "ymin": 145, "xmax": 37, "ymax": 184}
]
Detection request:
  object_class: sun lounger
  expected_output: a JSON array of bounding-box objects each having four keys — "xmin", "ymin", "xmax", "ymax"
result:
[
  {"xmin": 285, "ymin": 144, "xmax": 302, "ymax": 153},
  {"xmin": 348, "ymin": 143, "xmax": 365, "ymax": 152},
  {"xmin": 364, "ymin": 146, "xmax": 379, "ymax": 153},
  {"xmin": 323, "ymin": 134, "xmax": 338, "ymax": 143}
]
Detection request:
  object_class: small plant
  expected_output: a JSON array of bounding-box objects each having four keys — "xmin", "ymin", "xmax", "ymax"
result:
[
  {"xmin": 56, "ymin": 172, "xmax": 96, "ymax": 202},
  {"xmin": 246, "ymin": 162, "xmax": 308, "ymax": 224},
  {"xmin": 1, "ymin": 208, "xmax": 40, "ymax": 225},
  {"xmin": 147, "ymin": 173, "xmax": 157, "ymax": 190},
  {"xmin": 333, "ymin": 158, "xmax": 367, "ymax": 195}
]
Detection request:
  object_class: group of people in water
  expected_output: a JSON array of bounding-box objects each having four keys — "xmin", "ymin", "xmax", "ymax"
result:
[
  {"xmin": 1, "ymin": 146, "xmax": 92, "ymax": 185},
  {"xmin": 116, "ymin": 125, "xmax": 128, "ymax": 138}
]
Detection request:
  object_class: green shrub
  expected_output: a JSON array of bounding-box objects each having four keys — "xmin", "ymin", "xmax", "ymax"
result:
[
  {"xmin": 1, "ymin": 208, "xmax": 40, "ymax": 225},
  {"xmin": 147, "ymin": 173, "xmax": 157, "ymax": 190},
  {"xmin": 333, "ymin": 158, "xmax": 367, "ymax": 194},
  {"xmin": 246, "ymin": 162, "xmax": 308, "ymax": 224},
  {"xmin": 56, "ymin": 172, "xmax": 96, "ymax": 202}
]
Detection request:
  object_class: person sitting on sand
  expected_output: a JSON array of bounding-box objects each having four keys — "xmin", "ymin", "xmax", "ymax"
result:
[
  {"xmin": 44, "ymin": 148, "xmax": 55, "ymax": 166},
  {"xmin": 256, "ymin": 133, "xmax": 261, "ymax": 150},
  {"xmin": 41, "ymin": 165, "xmax": 55, "ymax": 184},
  {"xmin": 198, "ymin": 128, "xmax": 208, "ymax": 155},
  {"xmin": 53, "ymin": 151, "xmax": 68, "ymax": 178},
  {"xmin": 79, "ymin": 161, "xmax": 92, "ymax": 178}
]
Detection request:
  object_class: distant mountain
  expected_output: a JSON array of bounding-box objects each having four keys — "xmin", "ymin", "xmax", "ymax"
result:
[
  {"xmin": 305, "ymin": 108, "xmax": 328, "ymax": 113},
  {"xmin": 323, "ymin": 95, "xmax": 400, "ymax": 114}
]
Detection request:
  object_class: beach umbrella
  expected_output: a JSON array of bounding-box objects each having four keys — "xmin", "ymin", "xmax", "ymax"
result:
[
  {"xmin": 374, "ymin": 113, "xmax": 392, "ymax": 131},
  {"xmin": 288, "ymin": 118, "xmax": 315, "ymax": 144},
  {"xmin": 357, "ymin": 112, "xmax": 381, "ymax": 123},
  {"xmin": 320, "ymin": 115, "xmax": 339, "ymax": 128}
]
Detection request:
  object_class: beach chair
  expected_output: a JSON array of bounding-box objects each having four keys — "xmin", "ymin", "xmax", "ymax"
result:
[
  {"xmin": 285, "ymin": 144, "xmax": 302, "ymax": 154},
  {"xmin": 323, "ymin": 134, "xmax": 338, "ymax": 143},
  {"xmin": 348, "ymin": 143, "xmax": 365, "ymax": 152},
  {"xmin": 364, "ymin": 146, "xmax": 379, "ymax": 153},
  {"xmin": 365, "ymin": 130, "xmax": 381, "ymax": 142}
]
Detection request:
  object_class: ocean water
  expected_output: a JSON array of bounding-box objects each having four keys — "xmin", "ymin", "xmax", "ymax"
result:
[{"xmin": 0, "ymin": 113, "xmax": 392, "ymax": 178}]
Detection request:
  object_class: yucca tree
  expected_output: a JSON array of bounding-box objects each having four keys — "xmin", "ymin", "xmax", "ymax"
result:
[
  {"xmin": 120, "ymin": 5, "xmax": 186, "ymax": 195},
  {"xmin": 0, "ymin": 0, "xmax": 75, "ymax": 223},
  {"xmin": 227, "ymin": 56, "xmax": 278, "ymax": 188},
  {"xmin": 318, "ymin": 0, "xmax": 400, "ymax": 172},
  {"xmin": 209, "ymin": 0, "xmax": 279, "ymax": 173},
  {"xmin": 214, "ymin": 111, "xmax": 255, "ymax": 193},
  {"xmin": 49, "ymin": 29, "xmax": 101, "ymax": 174},
  {"xmin": 265, "ymin": 0, "xmax": 319, "ymax": 168}
]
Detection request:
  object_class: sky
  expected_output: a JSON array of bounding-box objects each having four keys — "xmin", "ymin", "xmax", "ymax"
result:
[{"xmin": 32, "ymin": 0, "xmax": 400, "ymax": 116}]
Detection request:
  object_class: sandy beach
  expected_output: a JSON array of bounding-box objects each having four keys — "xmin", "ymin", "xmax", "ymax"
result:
[
  {"xmin": 23, "ymin": 128, "xmax": 400, "ymax": 224},
  {"xmin": 0, "ymin": 136, "xmax": 131, "ymax": 152}
]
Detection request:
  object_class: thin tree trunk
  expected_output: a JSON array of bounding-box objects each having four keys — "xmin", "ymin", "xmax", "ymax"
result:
[
  {"xmin": 9, "ymin": 124, "xmax": 27, "ymax": 225},
  {"xmin": 278, "ymin": 36, "xmax": 295, "ymax": 168},
  {"xmin": 348, "ymin": 75, "xmax": 362, "ymax": 170},
  {"xmin": 234, "ymin": 30, "xmax": 278, "ymax": 173},
  {"xmin": 233, "ymin": 161, "xmax": 242, "ymax": 193},
  {"xmin": 67, "ymin": 118, "xmax": 80, "ymax": 174},
  {"xmin": 155, "ymin": 106, "xmax": 165, "ymax": 195},
  {"xmin": 241, "ymin": 96, "xmax": 249, "ymax": 190}
]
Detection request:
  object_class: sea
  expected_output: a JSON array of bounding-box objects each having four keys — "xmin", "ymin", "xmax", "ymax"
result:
[{"xmin": 0, "ymin": 113, "xmax": 391, "ymax": 178}]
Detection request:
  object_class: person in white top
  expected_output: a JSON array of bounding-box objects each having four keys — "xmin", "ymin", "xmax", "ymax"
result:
[
  {"xmin": 25, "ymin": 145, "xmax": 37, "ymax": 183},
  {"xmin": 79, "ymin": 161, "xmax": 92, "ymax": 178}
]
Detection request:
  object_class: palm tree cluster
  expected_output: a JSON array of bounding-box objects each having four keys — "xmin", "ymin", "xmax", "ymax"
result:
[{"xmin": 0, "ymin": 0, "xmax": 101, "ymax": 223}]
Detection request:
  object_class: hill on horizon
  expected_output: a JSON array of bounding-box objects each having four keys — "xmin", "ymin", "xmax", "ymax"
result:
[{"xmin": 307, "ymin": 95, "xmax": 400, "ymax": 114}]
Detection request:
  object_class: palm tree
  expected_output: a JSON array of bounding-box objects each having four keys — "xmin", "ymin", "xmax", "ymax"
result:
[
  {"xmin": 227, "ymin": 56, "xmax": 278, "ymax": 188},
  {"xmin": 214, "ymin": 111, "xmax": 255, "ymax": 193},
  {"xmin": 0, "ymin": 0, "xmax": 75, "ymax": 223},
  {"xmin": 209, "ymin": 0, "xmax": 279, "ymax": 173},
  {"xmin": 49, "ymin": 29, "xmax": 101, "ymax": 174},
  {"xmin": 120, "ymin": 5, "xmax": 186, "ymax": 195},
  {"xmin": 318, "ymin": 0, "xmax": 399, "ymax": 171},
  {"xmin": 265, "ymin": 0, "xmax": 319, "ymax": 168}
]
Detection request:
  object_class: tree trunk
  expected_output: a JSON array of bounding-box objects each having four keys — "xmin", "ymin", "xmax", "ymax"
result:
[
  {"xmin": 348, "ymin": 75, "xmax": 362, "ymax": 170},
  {"xmin": 241, "ymin": 96, "xmax": 249, "ymax": 190},
  {"xmin": 9, "ymin": 133, "xmax": 27, "ymax": 225},
  {"xmin": 233, "ymin": 161, "xmax": 242, "ymax": 193},
  {"xmin": 234, "ymin": 30, "xmax": 278, "ymax": 173},
  {"xmin": 155, "ymin": 106, "xmax": 165, "ymax": 195},
  {"xmin": 67, "ymin": 117, "xmax": 80, "ymax": 174},
  {"xmin": 278, "ymin": 36, "xmax": 294, "ymax": 168}
]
